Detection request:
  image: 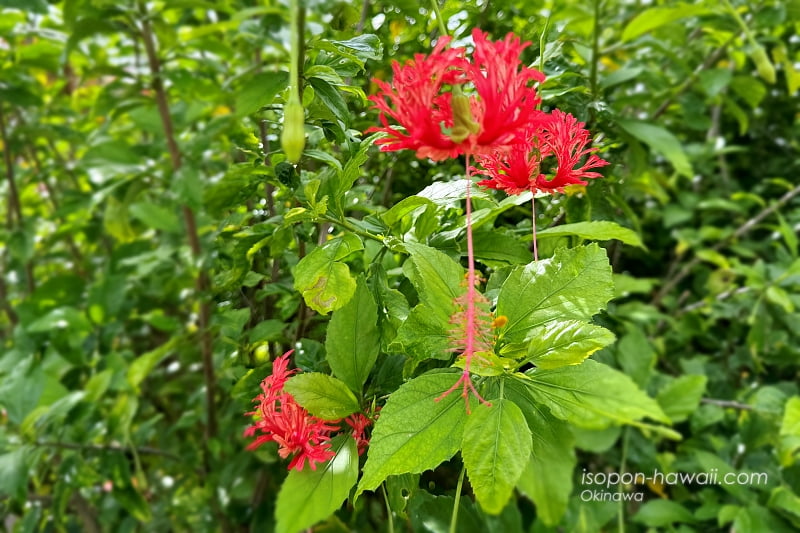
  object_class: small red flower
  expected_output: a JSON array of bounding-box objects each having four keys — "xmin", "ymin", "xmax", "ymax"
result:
[
  {"xmin": 368, "ymin": 29, "xmax": 544, "ymax": 160},
  {"xmin": 475, "ymin": 110, "xmax": 608, "ymax": 195},
  {"xmin": 344, "ymin": 411, "xmax": 377, "ymax": 456},
  {"xmin": 244, "ymin": 351, "xmax": 338, "ymax": 471}
]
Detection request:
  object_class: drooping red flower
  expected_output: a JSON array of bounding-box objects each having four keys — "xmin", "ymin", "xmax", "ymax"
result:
[
  {"xmin": 367, "ymin": 29, "xmax": 544, "ymax": 160},
  {"xmin": 475, "ymin": 109, "xmax": 608, "ymax": 195},
  {"xmin": 466, "ymin": 30, "xmax": 545, "ymax": 153},
  {"xmin": 344, "ymin": 411, "xmax": 377, "ymax": 456},
  {"xmin": 244, "ymin": 351, "xmax": 338, "ymax": 471}
]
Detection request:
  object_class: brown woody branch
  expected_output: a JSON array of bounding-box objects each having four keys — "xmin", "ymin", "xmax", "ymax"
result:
[{"xmin": 136, "ymin": 2, "xmax": 217, "ymax": 442}]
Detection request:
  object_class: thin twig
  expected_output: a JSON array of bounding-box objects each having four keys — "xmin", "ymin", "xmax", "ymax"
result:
[
  {"xmin": 652, "ymin": 34, "xmax": 737, "ymax": 120},
  {"xmin": 677, "ymin": 286, "xmax": 751, "ymax": 316},
  {"xmin": 23, "ymin": 143, "xmax": 86, "ymax": 274},
  {"xmin": 0, "ymin": 271, "xmax": 18, "ymax": 325},
  {"xmin": 259, "ymin": 120, "xmax": 277, "ymax": 219},
  {"xmin": 137, "ymin": 1, "xmax": 217, "ymax": 442},
  {"xmin": 654, "ymin": 182, "xmax": 800, "ymax": 306},
  {"xmin": 0, "ymin": 105, "xmax": 23, "ymax": 229},
  {"xmin": 70, "ymin": 493, "xmax": 102, "ymax": 533},
  {"xmin": 589, "ymin": 0, "xmax": 601, "ymax": 112},
  {"xmin": 35, "ymin": 440, "xmax": 183, "ymax": 461},
  {"xmin": 700, "ymin": 398, "xmax": 753, "ymax": 410},
  {"xmin": 355, "ymin": 0, "xmax": 369, "ymax": 33},
  {"xmin": 0, "ymin": 105, "xmax": 35, "ymax": 293}
]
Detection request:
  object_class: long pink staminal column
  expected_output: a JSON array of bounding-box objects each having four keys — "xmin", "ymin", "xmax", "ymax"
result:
[{"xmin": 435, "ymin": 158, "xmax": 491, "ymax": 412}]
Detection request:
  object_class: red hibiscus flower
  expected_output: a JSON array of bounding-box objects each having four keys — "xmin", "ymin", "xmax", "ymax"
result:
[
  {"xmin": 244, "ymin": 351, "xmax": 338, "ymax": 471},
  {"xmin": 368, "ymin": 29, "xmax": 544, "ymax": 160},
  {"xmin": 475, "ymin": 109, "xmax": 608, "ymax": 195},
  {"xmin": 344, "ymin": 411, "xmax": 378, "ymax": 456}
]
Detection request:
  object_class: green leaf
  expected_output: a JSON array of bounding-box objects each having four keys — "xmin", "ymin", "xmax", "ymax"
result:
[
  {"xmin": 403, "ymin": 241, "xmax": 464, "ymax": 323},
  {"xmin": 656, "ymin": 375, "xmax": 708, "ymax": 423},
  {"xmin": 112, "ymin": 483, "xmax": 152, "ymax": 523},
  {"xmin": 522, "ymin": 359, "xmax": 672, "ymax": 429},
  {"xmin": 473, "ymin": 231, "xmax": 533, "ymax": 265},
  {"xmin": 417, "ymin": 179, "xmax": 491, "ymax": 206},
  {"xmin": 768, "ymin": 486, "xmax": 800, "ymax": 527},
  {"xmin": 325, "ymin": 276, "xmax": 381, "ymax": 393},
  {"xmin": 103, "ymin": 196, "xmax": 136, "ymax": 242},
  {"xmin": 127, "ymin": 338, "xmax": 179, "ymax": 391},
  {"xmin": 600, "ymin": 66, "xmax": 644, "ymax": 88},
  {"xmin": 358, "ymin": 372, "xmax": 471, "ymax": 496},
  {"xmin": 84, "ymin": 369, "xmax": 114, "ymax": 403},
  {"xmin": 506, "ymin": 378, "xmax": 575, "ymax": 526},
  {"xmin": 621, "ymin": 4, "xmax": 712, "ymax": 42},
  {"xmin": 408, "ymin": 492, "xmax": 485, "ymax": 533},
  {"xmin": 275, "ymin": 435, "xmax": 359, "ymax": 533},
  {"xmin": 309, "ymin": 77, "xmax": 349, "ymax": 125},
  {"xmin": 633, "ymin": 499, "xmax": 696, "ymax": 526},
  {"xmin": 284, "ymin": 373, "xmax": 360, "ymax": 420},
  {"xmin": 780, "ymin": 396, "xmax": 800, "ymax": 437},
  {"xmin": 617, "ymin": 120, "xmax": 693, "ymax": 178},
  {"xmin": 0, "ymin": 447, "xmax": 30, "ymax": 500},
  {"xmin": 517, "ymin": 320, "xmax": 616, "ymax": 369},
  {"xmin": 249, "ymin": 319, "xmax": 285, "ymax": 344},
  {"xmin": 0, "ymin": 356, "xmax": 44, "ymax": 425},
  {"xmin": 235, "ymin": 71, "xmax": 288, "ymax": 117},
  {"xmin": 332, "ymin": 135, "xmax": 378, "ymax": 205},
  {"xmin": 128, "ymin": 201, "xmax": 182, "ymax": 233},
  {"xmin": 82, "ymin": 140, "xmax": 141, "ymax": 167},
  {"xmin": 294, "ymin": 234, "xmax": 363, "ymax": 314},
  {"xmin": 390, "ymin": 304, "xmax": 452, "ymax": 374},
  {"xmin": 536, "ymin": 221, "xmax": 645, "ymax": 248},
  {"xmin": 22, "ymin": 391, "xmax": 86, "ymax": 436},
  {"xmin": 0, "ymin": 0, "xmax": 48, "ymax": 13},
  {"xmin": 462, "ymin": 399, "xmax": 531, "ymax": 515},
  {"xmin": 496, "ymin": 244, "xmax": 613, "ymax": 345},
  {"xmin": 616, "ymin": 328, "xmax": 656, "ymax": 386},
  {"xmin": 304, "ymin": 149, "xmax": 342, "ymax": 171},
  {"xmin": 733, "ymin": 505, "xmax": 796, "ymax": 533},
  {"xmin": 329, "ymin": 34, "xmax": 384, "ymax": 62},
  {"xmin": 385, "ymin": 473, "xmax": 419, "ymax": 516},
  {"xmin": 27, "ymin": 306, "xmax": 91, "ymax": 334},
  {"xmin": 381, "ymin": 196, "xmax": 435, "ymax": 227}
]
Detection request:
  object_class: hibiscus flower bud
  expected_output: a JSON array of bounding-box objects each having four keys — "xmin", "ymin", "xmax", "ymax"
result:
[
  {"xmin": 751, "ymin": 45, "xmax": 776, "ymax": 84},
  {"xmin": 450, "ymin": 93, "xmax": 480, "ymax": 143},
  {"xmin": 281, "ymin": 99, "xmax": 306, "ymax": 163}
]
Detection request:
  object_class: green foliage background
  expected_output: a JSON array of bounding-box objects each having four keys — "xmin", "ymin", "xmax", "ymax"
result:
[{"xmin": 1, "ymin": 0, "xmax": 799, "ymax": 531}]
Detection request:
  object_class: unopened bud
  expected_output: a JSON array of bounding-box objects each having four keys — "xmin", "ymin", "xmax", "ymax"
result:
[
  {"xmin": 449, "ymin": 93, "xmax": 480, "ymax": 143},
  {"xmin": 751, "ymin": 46, "xmax": 776, "ymax": 84},
  {"xmin": 281, "ymin": 99, "xmax": 306, "ymax": 163}
]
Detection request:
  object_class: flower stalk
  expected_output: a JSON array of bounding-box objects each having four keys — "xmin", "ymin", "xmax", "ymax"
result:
[{"xmin": 281, "ymin": 0, "xmax": 306, "ymax": 163}]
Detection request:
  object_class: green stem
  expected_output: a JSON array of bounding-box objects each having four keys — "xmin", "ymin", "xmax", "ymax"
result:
[
  {"xmin": 589, "ymin": 0, "xmax": 601, "ymax": 112},
  {"xmin": 429, "ymin": 0, "xmax": 448, "ymax": 37},
  {"xmin": 450, "ymin": 465, "xmax": 466, "ymax": 533},
  {"xmin": 538, "ymin": 16, "xmax": 549, "ymax": 76},
  {"xmin": 617, "ymin": 427, "xmax": 630, "ymax": 533},
  {"xmin": 319, "ymin": 214, "xmax": 387, "ymax": 246},
  {"xmin": 288, "ymin": 0, "xmax": 305, "ymax": 103},
  {"xmin": 531, "ymin": 198, "xmax": 538, "ymax": 262},
  {"xmin": 380, "ymin": 483, "xmax": 395, "ymax": 533},
  {"xmin": 721, "ymin": 0, "xmax": 757, "ymax": 46}
]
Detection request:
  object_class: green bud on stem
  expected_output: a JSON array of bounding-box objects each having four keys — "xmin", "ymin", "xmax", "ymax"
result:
[
  {"xmin": 281, "ymin": 99, "xmax": 305, "ymax": 163},
  {"xmin": 751, "ymin": 45, "xmax": 776, "ymax": 84}
]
